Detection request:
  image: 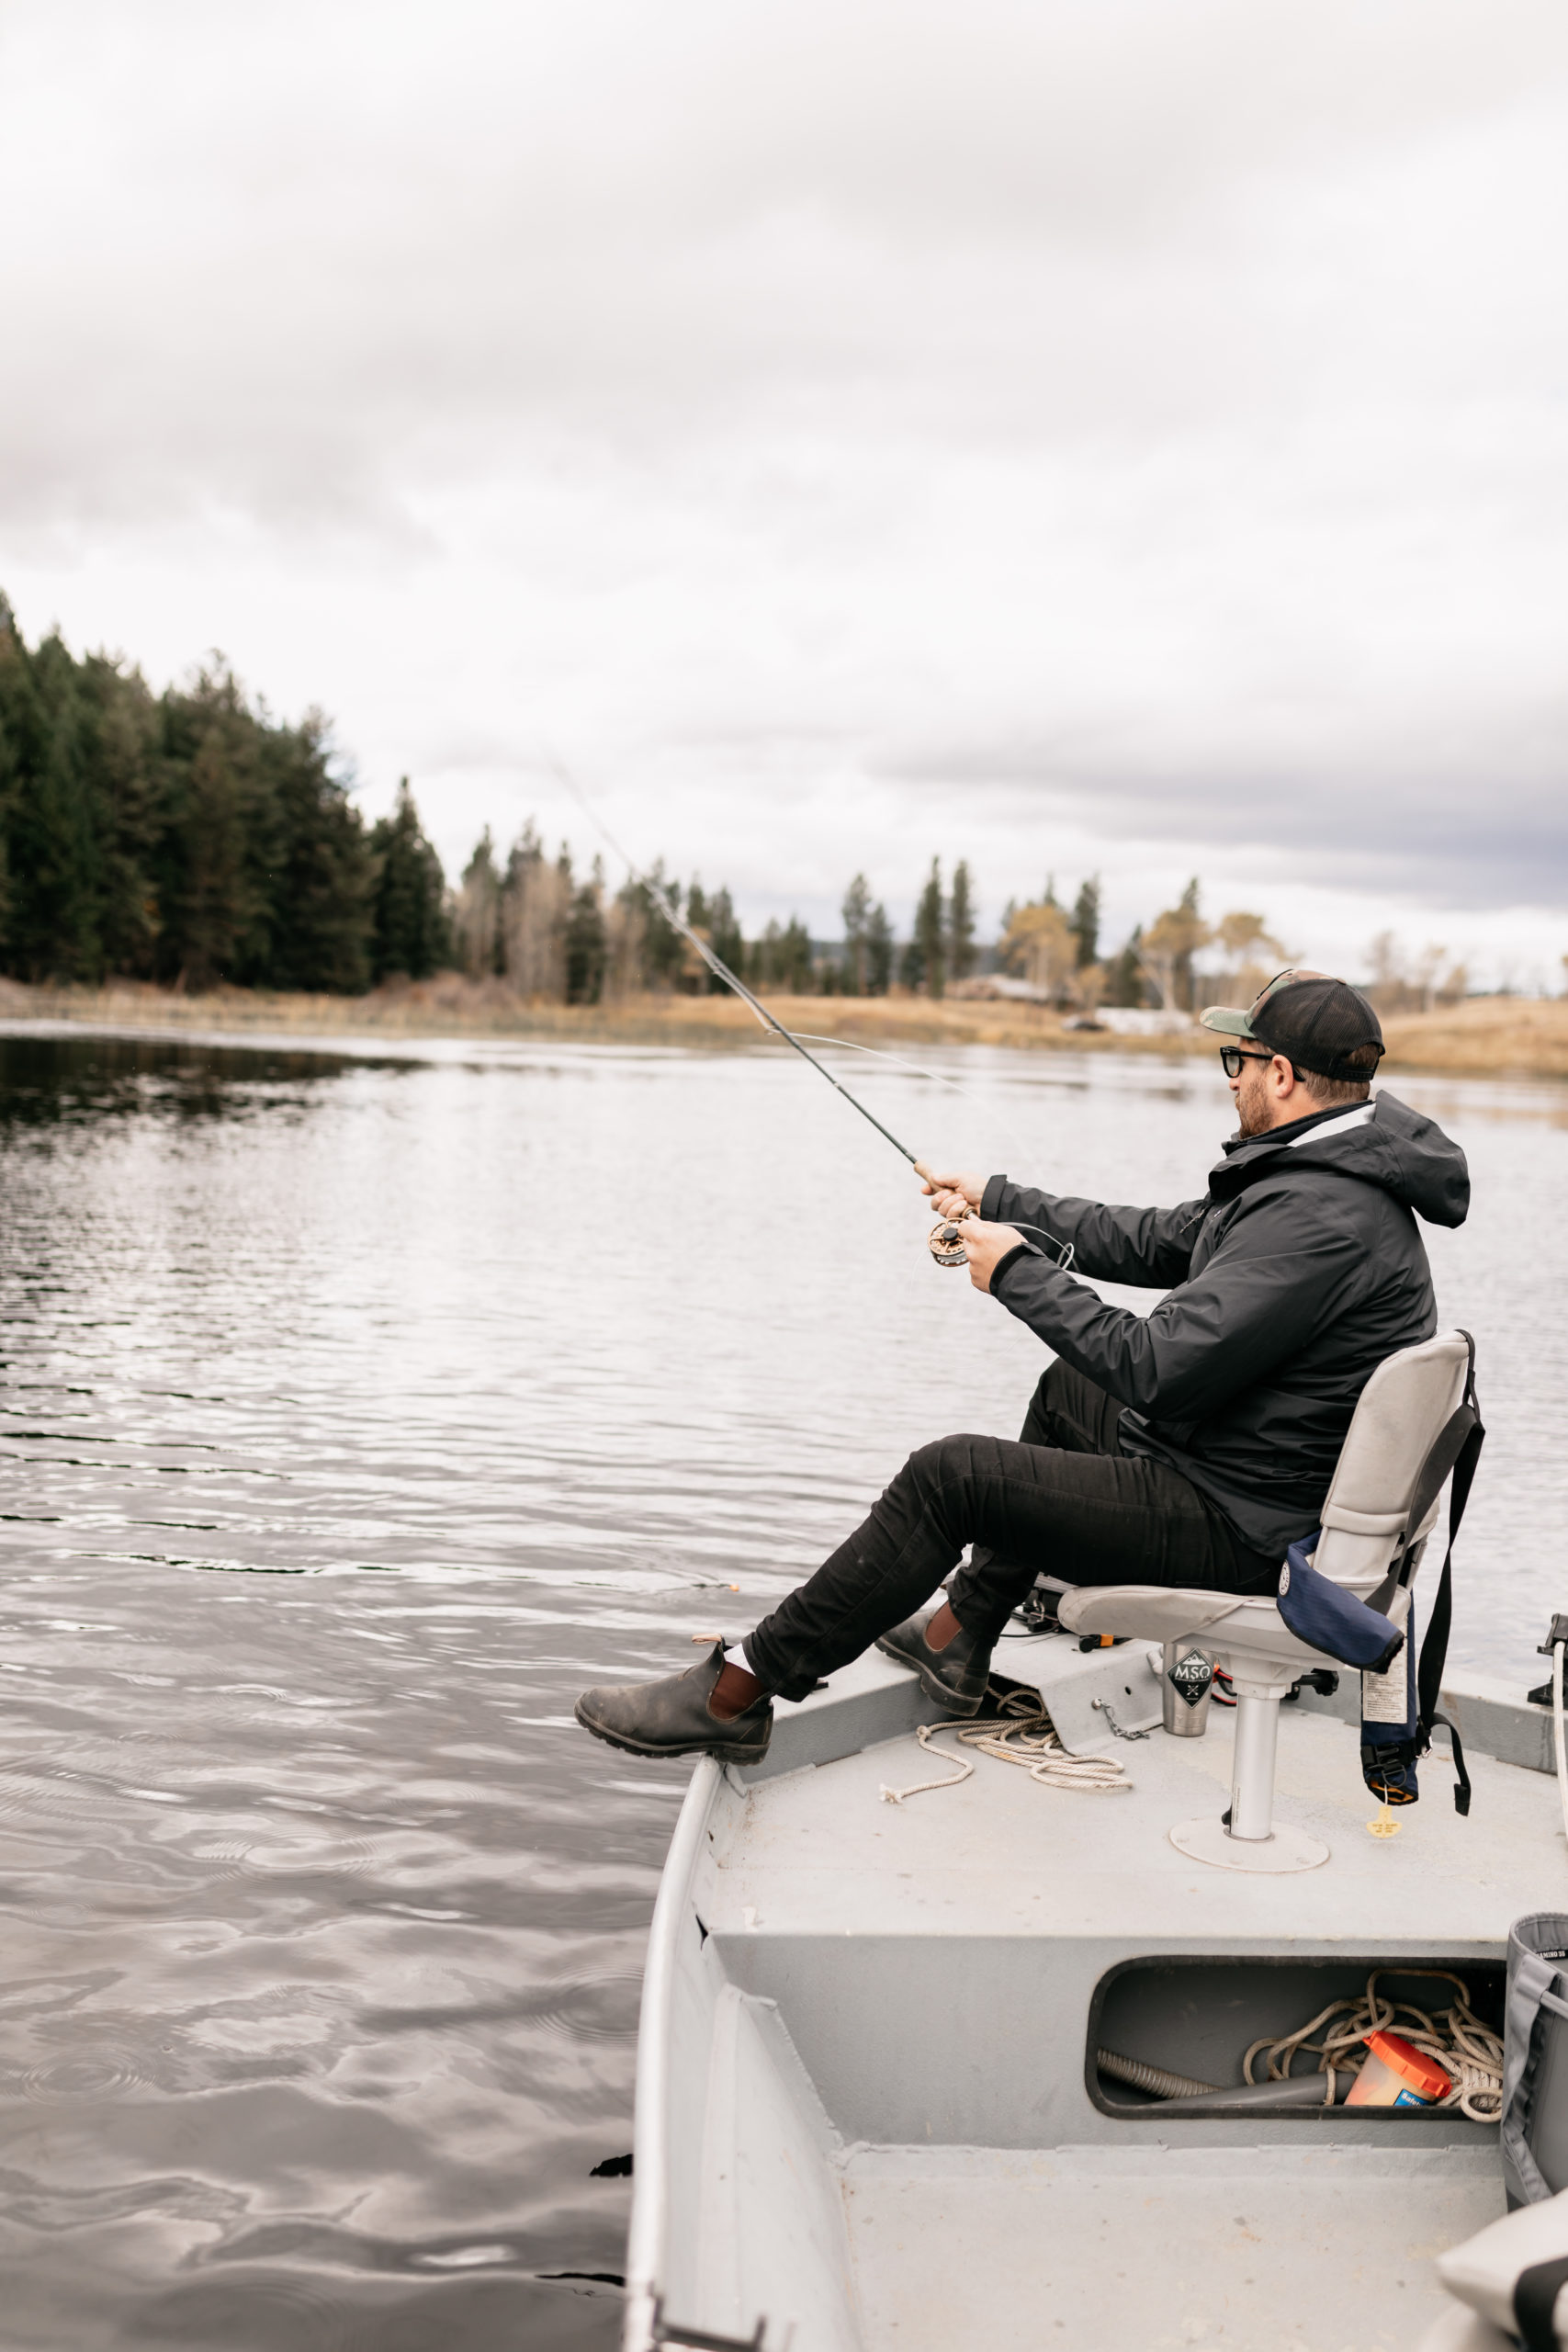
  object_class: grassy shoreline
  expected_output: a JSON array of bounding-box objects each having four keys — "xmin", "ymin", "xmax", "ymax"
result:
[{"xmin": 1, "ymin": 974, "xmax": 1565, "ymax": 1081}]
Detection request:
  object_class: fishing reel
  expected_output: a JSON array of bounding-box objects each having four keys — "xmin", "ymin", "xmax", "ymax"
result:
[
  {"xmin": 929, "ymin": 1210, "xmax": 1075, "ymax": 1274},
  {"xmin": 928, "ymin": 1214, "xmax": 970, "ymax": 1269}
]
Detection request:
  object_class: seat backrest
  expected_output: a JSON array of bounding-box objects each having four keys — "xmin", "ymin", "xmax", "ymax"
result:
[{"xmin": 1314, "ymin": 1329, "xmax": 1471, "ymax": 1592}]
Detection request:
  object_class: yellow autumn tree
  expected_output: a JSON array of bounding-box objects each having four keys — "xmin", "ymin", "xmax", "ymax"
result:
[{"xmin": 999, "ymin": 900, "xmax": 1077, "ymax": 997}]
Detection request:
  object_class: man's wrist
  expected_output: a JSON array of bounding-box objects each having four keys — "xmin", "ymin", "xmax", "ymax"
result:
[{"xmin": 989, "ymin": 1238, "xmax": 1038, "ymax": 1295}]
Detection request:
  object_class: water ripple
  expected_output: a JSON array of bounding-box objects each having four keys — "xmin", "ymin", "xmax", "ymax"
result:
[{"xmin": 0, "ymin": 1026, "xmax": 1559, "ymax": 2348}]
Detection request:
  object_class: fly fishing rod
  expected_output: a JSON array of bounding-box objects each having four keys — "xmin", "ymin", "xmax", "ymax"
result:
[{"xmin": 549, "ymin": 758, "xmax": 975, "ymax": 1267}]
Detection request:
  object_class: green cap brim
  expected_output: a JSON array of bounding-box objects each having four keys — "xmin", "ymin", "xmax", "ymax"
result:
[{"xmin": 1199, "ymin": 1004, "xmax": 1256, "ymax": 1038}]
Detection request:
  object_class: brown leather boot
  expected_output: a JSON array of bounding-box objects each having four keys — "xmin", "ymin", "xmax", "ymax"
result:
[
  {"xmin": 875, "ymin": 1603, "xmax": 992, "ymax": 1713},
  {"xmin": 574, "ymin": 1642, "xmax": 773, "ymax": 1764}
]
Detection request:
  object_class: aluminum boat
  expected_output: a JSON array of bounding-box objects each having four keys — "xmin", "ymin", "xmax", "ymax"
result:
[{"xmin": 621, "ymin": 1635, "xmax": 1560, "ymax": 2352}]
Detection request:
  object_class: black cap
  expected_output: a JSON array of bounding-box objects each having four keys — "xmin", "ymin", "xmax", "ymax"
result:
[{"xmin": 1200, "ymin": 970, "xmax": 1384, "ymax": 1083}]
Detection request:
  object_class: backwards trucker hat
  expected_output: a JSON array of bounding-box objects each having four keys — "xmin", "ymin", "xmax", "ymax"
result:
[{"xmin": 1200, "ymin": 969, "xmax": 1385, "ymax": 1083}]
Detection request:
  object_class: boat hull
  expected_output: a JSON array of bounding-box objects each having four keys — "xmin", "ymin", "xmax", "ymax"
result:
[{"xmin": 625, "ymin": 1642, "xmax": 1551, "ymax": 2351}]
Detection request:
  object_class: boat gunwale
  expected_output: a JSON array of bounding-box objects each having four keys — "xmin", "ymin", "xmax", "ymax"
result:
[{"xmin": 624, "ymin": 1754, "xmax": 725, "ymax": 2352}]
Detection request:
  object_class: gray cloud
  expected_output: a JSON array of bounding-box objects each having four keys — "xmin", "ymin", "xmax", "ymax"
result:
[
  {"xmin": 881, "ymin": 706, "xmax": 1568, "ymax": 909},
  {"xmin": 0, "ymin": 0, "xmax": 1564, "ymax": 948}
]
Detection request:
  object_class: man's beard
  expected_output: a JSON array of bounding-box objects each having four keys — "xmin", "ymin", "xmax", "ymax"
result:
[{"xmin": 1235, "ymin": 1085, "xmax": 1270, "ymax": 1139}]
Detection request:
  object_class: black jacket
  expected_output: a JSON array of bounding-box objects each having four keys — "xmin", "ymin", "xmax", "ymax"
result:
[{"xmin": 983, "ymin": 1091, "xmax": 1470, "ymax": 1563}]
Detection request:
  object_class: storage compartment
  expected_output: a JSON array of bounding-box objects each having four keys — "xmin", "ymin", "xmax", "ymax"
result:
[{"xmin": 1088, "ymin": 1954, "xmax": 1504, "ymax": 2123}]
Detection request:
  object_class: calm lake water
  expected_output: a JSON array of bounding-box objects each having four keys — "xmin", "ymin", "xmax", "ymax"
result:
[{"xmin": 0, "ymin": 1023, "xmax": 1562, "ymax": 2350}]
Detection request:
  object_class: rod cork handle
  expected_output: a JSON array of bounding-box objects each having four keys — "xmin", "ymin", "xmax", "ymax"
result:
[
  {"xmin": 917, "ymin": 1161, "xmax": 972, "ymax": 1268},
  {"xmin": 914, "ymin": 1159, "xmax": 969, "ymax": 1213}
]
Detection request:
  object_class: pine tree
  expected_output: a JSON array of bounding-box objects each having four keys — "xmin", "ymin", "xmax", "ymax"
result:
[
  {"xmin": 260, "ymin": 713, "xmax": 376, "ymax": 993},
  {"xmin": 1173, "ymin": 877, "xmax": 1203, "ymax": 1011},
  {"xmin": 615, "ymin": 860, "xmax": 683, "ymax": 989},
  {"xmin": 948, "ymin": 860, "xmax": 976, "ymax": 982},
  {"xmin": 747, "ymin": 915, "xmax": 812, "ymax": 991},
  {"xmin": 864, "ymin": 901, "xmax": 894, "ymax": 995},
  {"xmin": 681, "ymin": 880, "xmax": 726, "ymax": 993},
  {"xmin": 1104, "ymin": 926, "xmax": 1146, "ymax": 1007},
  {"xmin": 707, "ymin": 887, "xmax": 744, "ymax": 987},
  {"xmin": 0, "ymin": 604, "xmax": 25, "ymax": 959},
  {"xmin": 5, "ymin": 628, "xmax": 108, "ymax": 981},
  {"xmin": 564, "ymin": 856, "xmax": 608, "ymax": 1003},
  {"xmin": 369, "ymin": 780, "xmax": 450, "ymax": 981},
  {"xmin": 841, "ymin": 873, "xmax": 872, "ymax": 995},
  {"xmin": 1071, "ymin": 876, "xmax": 1100, "ymax": 969},
  {"xmin": 87, "ymin": 652, "xmax": 163, "ymax": 978},
  {"xmin": 914, "ymin": 859, "xmax": 946, "ymax": 998},
  {"xmin": 158, "ymin": 666, "xmax": 265, "ymax": 989},
  {"xmin": 779, "ymin": 917, "xmax": 813, "ymax": 992}
]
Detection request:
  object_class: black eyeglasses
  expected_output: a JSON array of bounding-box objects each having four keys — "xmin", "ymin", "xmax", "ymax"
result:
[{"xmin": 1219, "ymin": 1046, "xmax": 1274, "ymax": 1078}]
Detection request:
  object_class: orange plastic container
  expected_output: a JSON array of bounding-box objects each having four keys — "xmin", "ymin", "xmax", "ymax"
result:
[{"xmin": 1345, "ymin": 2030, "xmax": 1453, "ymax": 2109}]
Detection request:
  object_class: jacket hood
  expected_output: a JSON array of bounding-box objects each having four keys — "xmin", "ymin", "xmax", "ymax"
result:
[{"xmin": 1212, "ymin": 1090, "xmax": 1470, "ymax": 1228}]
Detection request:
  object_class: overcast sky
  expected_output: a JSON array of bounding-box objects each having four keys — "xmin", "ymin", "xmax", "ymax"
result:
[{"xmin": 2, "ymin": 0, "xmax": 1564, "ymax": 985}]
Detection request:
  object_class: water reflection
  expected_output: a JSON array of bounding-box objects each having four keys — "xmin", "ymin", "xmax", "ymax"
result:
[
  {"xmin": 0, "ymin": 1025, "xmax": 1562, "ymax": 2348},
  {"xmin": 0, "ymin": 1031, "xmax": 391, "ymax": 1133}
]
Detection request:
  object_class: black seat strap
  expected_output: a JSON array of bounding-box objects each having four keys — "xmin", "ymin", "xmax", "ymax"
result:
[
  {"xmin": 1412, "ymin": 1334, "xmax": 1485, "ymax": 1813},
  {"xmin": 1358, "ymin": 1334, "xmax": 1484, "ymax": 1815},
  {"xmin": 1426, "ymin": 1709, "xmax": 1472, "ymax": 1818}
]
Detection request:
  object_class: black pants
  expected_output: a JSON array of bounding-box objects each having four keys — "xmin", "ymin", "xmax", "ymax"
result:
[{"xmin": 746, "ymin": 1362, "xmax": 1275, "ymax": 1702}]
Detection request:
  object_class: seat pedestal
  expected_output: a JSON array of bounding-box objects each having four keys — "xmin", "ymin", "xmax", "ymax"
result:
[
  {"xmin": 1169, "ymin": 1814, "xmax": 1329, "ymax": 1873},
  {"xmin": 1170, "ymin": 1683, "xmax": 1329, "ymax": 1874}
]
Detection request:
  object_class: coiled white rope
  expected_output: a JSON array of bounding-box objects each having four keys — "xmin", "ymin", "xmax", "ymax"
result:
[
  {"xmin": 878, "ymin": 1687, "xmax": 1131, "ymax": 1804},
  {"xmin": 1242, "ymin": 1968, "xmax": 1503, "ymax": 2123}
]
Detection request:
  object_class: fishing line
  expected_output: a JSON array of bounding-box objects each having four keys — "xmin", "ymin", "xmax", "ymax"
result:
[
  {"xmin": 549, "ymin": 758, "xmax": 927, "ymax": 1172},
  {"xmin": 546, "ymin": 754, "xmax": 1073, "ymax": 1272},
  {"xmin": 791, "ymin": 1033, "xmax": 1045, "ymax": 1173}
]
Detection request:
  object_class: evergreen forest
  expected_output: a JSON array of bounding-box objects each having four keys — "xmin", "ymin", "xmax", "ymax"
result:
[
  {"xmin": 0, "ymin": 599, "xmax": 446, "ymax": 993},
  {"xmin": 0, "ymin": 603, "xmax": 1326, "ymax": 1013}
]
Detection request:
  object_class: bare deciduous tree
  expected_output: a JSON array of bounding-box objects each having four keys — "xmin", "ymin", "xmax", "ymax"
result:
[
  {"xmin": 502, "ymin": 833, "xmax": 570, "ymax": 1000},
  {"xmin": 1366, "ymin": 931, "xmax": 1407, "ymax": 995},
  {"xmin": 457, "ymin": 831, "xmax": 502, "ymax": 978},
  {"xmin": 1411, "ymin": 942, "xmax": 1450, "ymax": 1014},
  {"xmin": 1140, "ymin": 900, "xmax": 1210, "ymax": 1010}
]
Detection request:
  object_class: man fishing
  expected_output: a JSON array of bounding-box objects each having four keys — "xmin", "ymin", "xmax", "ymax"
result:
[{"xmin": 575, "ymin": 969, "xmax": 1469, "ymax": 1765}]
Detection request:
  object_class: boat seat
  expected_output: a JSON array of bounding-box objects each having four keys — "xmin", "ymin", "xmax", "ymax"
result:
[{"xmin": 1057, "ymin": 1330, "xmax": 1472, "ymax": 1873}]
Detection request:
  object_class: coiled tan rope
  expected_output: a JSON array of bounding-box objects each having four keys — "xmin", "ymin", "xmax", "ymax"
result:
[
  {"xmin": 1243, "ymin": 1968, "xmax": 1503, "ymax": 2122},
  {"xmin": 878, "ymin": 1687, "xmax": 1131, "ymax": 1804}
]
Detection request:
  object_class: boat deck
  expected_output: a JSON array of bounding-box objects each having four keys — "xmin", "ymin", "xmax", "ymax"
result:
[
  {"xmin": 708, "ymin": 1646, "xmax": 1559, "ymax": 1952},
  {"xmin": 628, "ymin": 1639, "xmax": 1558, "ymax": 2352},
  {"xmin": 840, "ymin": 2142, "xmax": 1500, "ymax": 2352}
]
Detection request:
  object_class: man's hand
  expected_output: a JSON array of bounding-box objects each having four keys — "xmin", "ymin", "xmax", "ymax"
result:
[
  {"xmin": 919, "ymin": 1169, "xmax": 986, "ymax": 1220},
  {"xmin": 958, "ymin": 1216, "xmax": 1024, "ymax": 1294}
]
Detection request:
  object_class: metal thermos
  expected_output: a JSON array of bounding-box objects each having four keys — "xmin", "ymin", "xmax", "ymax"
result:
[{"xmin": 1163, "ymin": 1641, "xmax": 1213, "ymax": 1736}]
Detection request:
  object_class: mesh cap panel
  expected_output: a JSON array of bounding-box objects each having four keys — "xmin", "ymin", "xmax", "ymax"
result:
[{"xmin": 1251, "ymin": 975, "xmax": 1384, "ymax": 1081}]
